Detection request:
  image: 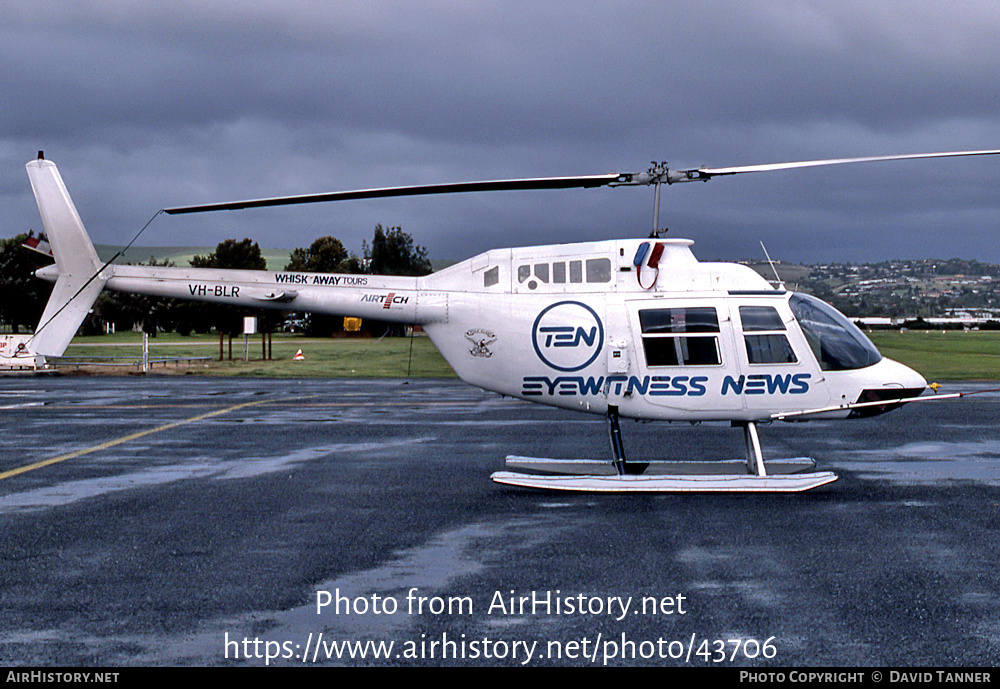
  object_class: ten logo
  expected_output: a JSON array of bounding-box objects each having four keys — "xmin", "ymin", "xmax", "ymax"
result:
[{"xmin": 531, "ymin": 301, "xmax": 604, "ymax": 372}]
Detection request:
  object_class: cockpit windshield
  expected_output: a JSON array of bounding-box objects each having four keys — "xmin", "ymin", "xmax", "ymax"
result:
[{"xmin": 789, "ymin": 293, "xmax": 882, "ymax": 371}]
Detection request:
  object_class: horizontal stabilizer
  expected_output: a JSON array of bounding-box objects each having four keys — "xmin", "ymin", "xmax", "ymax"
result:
[{"xmin": 22, "ymin": 233, "xmax": 54, "ymax": 259}]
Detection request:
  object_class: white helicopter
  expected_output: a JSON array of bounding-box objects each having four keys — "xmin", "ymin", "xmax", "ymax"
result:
[{"xmin": 17, "ymin": 149, "xmax": 1000, "ymax": 492}]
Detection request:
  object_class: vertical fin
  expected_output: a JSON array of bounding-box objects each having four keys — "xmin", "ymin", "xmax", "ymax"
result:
[{"xmin": 25, "ymin": 157, "xmax": 107, "ymax": 357}]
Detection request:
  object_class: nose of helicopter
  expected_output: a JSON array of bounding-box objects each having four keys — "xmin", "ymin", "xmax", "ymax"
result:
[
  {"xmin": 850, "ymin": 357, "xmax": 928, "ymax": 417},
  {"xmin": 875, "ymin": 357, "xmax": 928, "ymax": 390}
]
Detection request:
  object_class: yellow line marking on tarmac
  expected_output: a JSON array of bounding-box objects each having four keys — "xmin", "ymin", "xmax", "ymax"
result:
[
  {"xmin": 0, "ymin": 399, "xmax": 270, "ymax": 481},
  {"xmin": 40, "ymin": 401, "xmax": 475, "ymax": 410}
]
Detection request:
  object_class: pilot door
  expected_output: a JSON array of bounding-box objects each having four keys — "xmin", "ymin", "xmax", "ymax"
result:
[{"xmin": 729, "ymin": 299, "xmax": 830, "ymax": 415}]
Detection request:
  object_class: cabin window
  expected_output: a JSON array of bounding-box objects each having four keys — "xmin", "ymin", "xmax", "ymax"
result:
[
  {"xmin": 740, "ymin": 305, "xmax": 796, "ymax": 364},
  {"xmin": 586, "ymin": 258, "xmax": 611, "ymax": 283},
  {"xmin": 739, "ymin": 306, "xmax": 785, "ymax": 331},
  {"xmin": 516, "ymin": 258, "xmax": 608, "ymax": 288},
  {"xmin": 745, "ymin": 334, "xmax": 797, "ymax": 364},
  {"xmin": 638, "ymin": 307, "xmax": 721, "ymax": 367},
  {"xmin": 640, "ymin": 307, "xmax": 719, "ymax": 334},
  {"xmin": 484, "ymin": 266, "xmax": 499, "ymax": 287},
  {"xmin": 644, "ymin": 336, "xmax": 721, "ymax": 367}
]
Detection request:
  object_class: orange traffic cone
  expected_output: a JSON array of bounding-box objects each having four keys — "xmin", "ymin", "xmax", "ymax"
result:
[{"xmin": 293, "ymin": 349, "xmax": 305, "ymax": 360}]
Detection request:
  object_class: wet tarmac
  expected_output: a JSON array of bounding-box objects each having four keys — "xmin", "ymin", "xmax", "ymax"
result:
[{"xmin": 0, "ymin": 376, "xmax": 998, "ymax": 666}]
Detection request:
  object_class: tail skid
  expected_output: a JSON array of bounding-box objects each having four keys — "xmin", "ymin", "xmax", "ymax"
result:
[{"xmin": 24, "ymin": 155, "xmax": 107, "ymax": 358}]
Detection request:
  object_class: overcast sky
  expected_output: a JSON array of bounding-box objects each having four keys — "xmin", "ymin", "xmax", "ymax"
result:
[{"xmin": 2, "ymin": 1, "xmax": 999, "ymax": 264}]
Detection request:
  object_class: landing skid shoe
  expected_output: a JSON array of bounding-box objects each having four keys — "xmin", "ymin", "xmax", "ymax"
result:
[{"xmin": 491, "ymin": 411, "xmax": 838, "ymax": 493}]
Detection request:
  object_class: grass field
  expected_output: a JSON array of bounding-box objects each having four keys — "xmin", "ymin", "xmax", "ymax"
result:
[
  {"xmin": 50, "ymin": 329, "xmax": 1000, "ymax": 381},
  {"xmin": 59, "ymin": 333, "xmax": 456, "ymax": 377},
  {"xmin": 867, "ymin": 330, "xmax": 1000, "ymax": 381}
]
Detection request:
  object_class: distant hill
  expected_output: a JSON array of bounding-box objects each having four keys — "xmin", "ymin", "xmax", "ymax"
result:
[
  {"xmin": 742, "ymin": 261, "xmax": 812, "ymax": 287},
  {"xmin": 95, "ymin": 245, "xmax": 293, "ymax": 272},
  {"xmin": 97, "ymin": 245, "xmax": 456, "ymax": 273}
]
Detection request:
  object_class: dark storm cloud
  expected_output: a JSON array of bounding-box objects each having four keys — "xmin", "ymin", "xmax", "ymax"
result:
[{"xmin": 1, "ymin": 2, "xmax": 998, "ymax": 263}]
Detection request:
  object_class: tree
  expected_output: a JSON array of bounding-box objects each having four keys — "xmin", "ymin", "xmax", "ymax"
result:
[
  {"xmin": 284, "ymin": 236, "xmax": 362, "ymax": 273},
  {"xmin": 285, "ymin": 227, "xmax": 433, "ymax": 336},
  {"xmin": 0, "ymin": 234, "xmax": 51, "ymax": 334},
  {"xmin": 284, "ymin": 236, "xmax": 363, "ymax": 336},
  {"xmin": 190, "ymin": 238, "xmax": 269, "ymax": 334},
  {"xmin": 191, "ymin": 238, "xmax": 267, "ymax": 271},
  {"xmin": 366, "ymin": 225, "xmax": 432, "ymax": 276},
  {"xmin": 361, "ymin": 225, "xmax": 433, "ymax": 336},
  {"xmin": 87, "ymin": 257, "xmax": 179, "ymax": 336}
]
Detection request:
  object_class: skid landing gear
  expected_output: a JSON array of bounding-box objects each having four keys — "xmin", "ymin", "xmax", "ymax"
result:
[{"xmin": 490, "ymin": 409, "xmax": 838, "ymax": 493}]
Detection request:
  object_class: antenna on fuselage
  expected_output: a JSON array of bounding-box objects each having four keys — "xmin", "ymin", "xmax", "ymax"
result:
[{"xmin": 760, "ymin": 241, "xmax": 786, "ymax": 290}]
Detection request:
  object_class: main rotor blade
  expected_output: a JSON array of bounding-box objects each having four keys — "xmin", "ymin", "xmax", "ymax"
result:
[
  {"xmin": 162, "ymin": 148, "xmax": 1000, "ymax": 214},
  {"xmin": 691, "ymin": 149, "xmax": 1000, "ymax": 178},
  {"xmin": 163, "ymin": 173, "xmax": 626, "ymax": 214}
]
